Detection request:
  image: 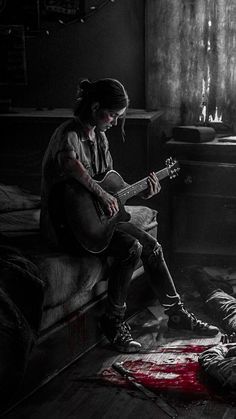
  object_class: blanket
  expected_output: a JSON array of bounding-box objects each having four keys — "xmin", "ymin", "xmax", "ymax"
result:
[{"xmin": 0, "ymin": 244, "xmax": 44, "ymax": 412}]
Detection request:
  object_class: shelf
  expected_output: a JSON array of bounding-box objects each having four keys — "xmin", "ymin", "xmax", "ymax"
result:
[
  {"xmin": 0, "ymin": 108, "xmax": 163, "ymax": 124},
  {"xmin": 174, "ymin": 246, "xmax": 236, "ymax": 256}
]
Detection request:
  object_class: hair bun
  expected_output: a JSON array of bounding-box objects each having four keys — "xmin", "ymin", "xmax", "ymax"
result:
[{"xmin": 79, "ymin": 79, "xmax": 92, "ymax": 92}]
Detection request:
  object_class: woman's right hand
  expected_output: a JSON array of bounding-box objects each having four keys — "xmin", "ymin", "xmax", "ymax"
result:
[
  {"xmin": 60, "ymin": 155, "xmax": 119, "ymax": 217},
  {"xmin": 99, "ymin": 192, "xmax": 119, "ymax": 217}
]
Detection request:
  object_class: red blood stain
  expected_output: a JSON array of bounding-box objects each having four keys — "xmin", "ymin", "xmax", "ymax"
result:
[{"xmin": 101, "ymin": 345, "xmax": 223, "ymax": 400}]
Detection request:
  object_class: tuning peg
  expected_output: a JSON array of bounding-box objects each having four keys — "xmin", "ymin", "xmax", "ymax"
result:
[{"xmin": 166, "ymin": 157, "xmax": 175, "ymax": 167}]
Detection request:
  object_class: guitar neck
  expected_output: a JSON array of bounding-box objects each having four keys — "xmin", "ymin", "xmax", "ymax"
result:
[{"xmin": 116, "ymin": 167, "xmax": 169, "ymax": 203}]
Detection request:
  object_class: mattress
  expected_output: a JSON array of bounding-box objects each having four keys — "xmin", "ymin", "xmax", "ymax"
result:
[{"xmin": 0, "ymin": 184, "xmax": 158, "ymax": 331}]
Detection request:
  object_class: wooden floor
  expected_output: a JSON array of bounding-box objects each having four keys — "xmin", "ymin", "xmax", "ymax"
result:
[{"xmin": 2, "ymin": 300, "xmax": 236, "ymax": 419}]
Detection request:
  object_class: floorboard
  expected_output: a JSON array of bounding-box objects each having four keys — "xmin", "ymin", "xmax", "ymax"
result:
[{"xmin": 2, "ymin": 299, "xmax": 236, "ymax": 419}]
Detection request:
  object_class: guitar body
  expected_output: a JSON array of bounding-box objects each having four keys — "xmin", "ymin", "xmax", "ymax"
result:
[
  {"xmin": 72, "ymin": 171, "xmax": 130, "ymax": 254},
  {"xmin": 68, "ymin": 160, "xmax": 179, "ymax": 254}
]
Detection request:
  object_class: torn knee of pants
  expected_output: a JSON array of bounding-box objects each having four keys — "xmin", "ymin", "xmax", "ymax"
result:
[
  {"xmin": 153, "ymin": 242, "xmax": 162, "ymax": 255},
  {"xmin": 122, "ymin": 240, "xmax": 142, "ymax": 266},
  {"xmin": 145, "ymin": 241, "xmax": 163, "ymax": 265},
  {"xmin": 150, "ymin": 241, "xmax": 163, "ymax": 257}
]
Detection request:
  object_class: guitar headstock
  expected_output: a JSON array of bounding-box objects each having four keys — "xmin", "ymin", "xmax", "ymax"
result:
[{"xmin": 165, "ymin": 157, "xmax": 180, "ymax": 179}]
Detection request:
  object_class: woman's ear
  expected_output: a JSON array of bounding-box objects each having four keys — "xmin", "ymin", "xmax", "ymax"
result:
[{"xmin": 91, "ymin": 102, "xmax": 100, "ymax": 113}]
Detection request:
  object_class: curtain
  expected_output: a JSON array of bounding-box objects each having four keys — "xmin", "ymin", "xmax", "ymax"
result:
[{"xmin": 145, "ymin": 0, "xmax": 236, "ymax": 126}]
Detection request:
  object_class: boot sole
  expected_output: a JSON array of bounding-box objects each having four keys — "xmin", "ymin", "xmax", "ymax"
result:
[
  {"xmin": 98, "ymin": 318, "xmax": 142, "ymax": 353},
  {"xmin": 166, "ymin": 327, "xmax": 220, "ymax": 338},
  {"xmin": 112, "ymin": 343, "xmax": 142, "ymax": 353}
]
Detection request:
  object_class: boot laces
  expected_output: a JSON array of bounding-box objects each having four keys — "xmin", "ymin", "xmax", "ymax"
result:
[
  {"xmin": 183, "ymin": 309, "xmax": 209, "ymax": 329},
  {"xmin": 114, "ymin": 320, "xmax": 133, "ymax": 344}
]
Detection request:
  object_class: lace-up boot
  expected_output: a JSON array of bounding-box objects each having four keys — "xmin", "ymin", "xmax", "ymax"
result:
[
  {"xmin": 100, "ymin": 313, "xmax": 142, "ymax": 353},
  {"xmin": 167, "ymin": 305, "xmax": 219, "ymax": 336}
]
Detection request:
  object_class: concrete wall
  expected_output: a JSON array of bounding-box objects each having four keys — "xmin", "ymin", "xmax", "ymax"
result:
[{"xmin": 1, "ymin": 0, "xmax": 145, "ymax": 109}]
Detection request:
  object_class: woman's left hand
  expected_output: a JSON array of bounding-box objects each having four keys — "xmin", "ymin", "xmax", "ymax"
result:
[{"xmin": 143, "ymin": 172, "xmax": 161, "ymax": 199}]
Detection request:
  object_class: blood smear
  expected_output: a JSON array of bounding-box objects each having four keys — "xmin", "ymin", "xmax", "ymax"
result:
[{"xmin": 101, "ymin": 345, "xmax": 224, "ymax": 400}]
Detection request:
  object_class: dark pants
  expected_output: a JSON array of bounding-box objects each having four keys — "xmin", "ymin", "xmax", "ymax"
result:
[
  {"xmin": 49, "ymin": 181, "xmax": 181, "ymax": 319},
  {"xmin": 105, "ymin": 222, "xmax": 181, "ymax": 317}
]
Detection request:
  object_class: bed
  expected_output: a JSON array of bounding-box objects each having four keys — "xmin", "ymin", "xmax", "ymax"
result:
[{"xmin": 0, "ymin": 182, "xmax": 158, "ymax": 411}]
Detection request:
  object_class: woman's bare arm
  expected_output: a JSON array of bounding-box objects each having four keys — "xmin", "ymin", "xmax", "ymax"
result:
[{"xmin": 59, "ymin": 150, "xmax": 119, "ymax": 216}]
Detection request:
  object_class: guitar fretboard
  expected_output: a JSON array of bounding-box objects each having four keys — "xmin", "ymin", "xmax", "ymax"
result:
[{"xmin": 115, "ymin": 167, "xmax": 169, "ymax": 203}]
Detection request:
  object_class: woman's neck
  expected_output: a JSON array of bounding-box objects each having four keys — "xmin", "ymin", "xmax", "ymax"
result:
[{"xmin": 77, "ymin": 116, "xmax": 96, "ymax": 141}]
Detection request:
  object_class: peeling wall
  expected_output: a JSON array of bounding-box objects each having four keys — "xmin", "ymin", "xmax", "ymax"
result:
[{"xmin": 146, "ymin": 0, "xmax": 236, "ymax": 126}]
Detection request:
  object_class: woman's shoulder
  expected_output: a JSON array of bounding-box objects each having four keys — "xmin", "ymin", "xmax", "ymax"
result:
[
  {"xmin": 57, "ymin": 118, "xmax": 81, "ymax": 134},
  {"xmin": 51, "ymin": 118, "xmax": 84, "ymax": 142}
]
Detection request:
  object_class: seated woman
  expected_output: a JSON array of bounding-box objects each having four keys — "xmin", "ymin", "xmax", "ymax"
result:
[{"xmin": 40, "ymin": 78, "xmax": 219, "ymax": 354}]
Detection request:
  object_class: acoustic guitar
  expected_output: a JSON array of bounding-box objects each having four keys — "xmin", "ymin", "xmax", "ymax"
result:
[{"xmin": 75, "ymin": 158, "xmax": 180, "ymax": 253}]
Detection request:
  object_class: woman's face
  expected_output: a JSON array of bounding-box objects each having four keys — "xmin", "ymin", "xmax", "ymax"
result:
[{"xmin": 93, "ymin": 106, "xmax": 126, "ymax": 132}]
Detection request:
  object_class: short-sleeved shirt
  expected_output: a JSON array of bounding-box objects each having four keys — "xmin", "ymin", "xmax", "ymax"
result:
[{"xmin": 40, "ymin": 118, "xmax": 113, "ymax": 244}]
